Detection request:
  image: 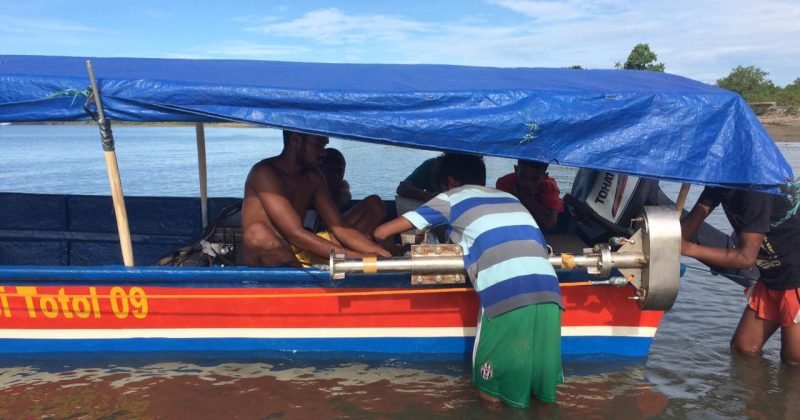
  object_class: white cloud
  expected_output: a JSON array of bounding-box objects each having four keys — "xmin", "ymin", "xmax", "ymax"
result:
[
  {"xmin": 489, "ymin": 0, "xmax": 624, "ymax": 21},
  {"xmin": 204, "ymin": 41, "xmax": 312, "ymax": 58},
  {"xmin": 482, "ymin": 0, "xmax": 800, "ymax": 84},
  {"xmin": 0, "ymin": 15, "xmax": 97, "ymax": 36},
  {"xmin": 136, "ymin": 2, "xmax": 796, "ymax": 85},
  {"xmin": 0, "ymin": 14, "xmax": 102, "ymax": 52},
  {"xmin": 165, "ymin": 41, "xmax": 310, "ymax": 60},
  {"xmin": 244, "ymin": 8, "xmax": 432, "ymax": 45}
]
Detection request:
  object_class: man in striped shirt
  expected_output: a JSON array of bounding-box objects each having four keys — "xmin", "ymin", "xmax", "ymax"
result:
[{"xmin": 374, "ymin": 154, "xmax": 564, "ymax": 407}]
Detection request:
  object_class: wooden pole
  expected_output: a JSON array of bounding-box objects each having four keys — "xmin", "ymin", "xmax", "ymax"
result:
[
  {"xmin": 675, "ymin": 183, "xmax": 691, "ymax": 217},
  {"xmin": 195, "ymin": 123, "xmax": 209, "ymax": 229},
  {"xmin": 86, "ymin": 60, "xmax": 135, "ymax": 267}
]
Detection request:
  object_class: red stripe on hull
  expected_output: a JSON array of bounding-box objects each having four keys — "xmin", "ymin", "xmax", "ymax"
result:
[
  {"xmin": 562, "ymin": 284, "xmax": 662, "ymax": 328},
  {"xmin": 0, "ymin": 284, "xmax": 661, "ymax": 330}
]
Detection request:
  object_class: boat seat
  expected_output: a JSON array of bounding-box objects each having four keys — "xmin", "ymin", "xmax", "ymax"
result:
[{"xmin": 544, "ymin": 233, "xmax": 589, "ymax": 255}]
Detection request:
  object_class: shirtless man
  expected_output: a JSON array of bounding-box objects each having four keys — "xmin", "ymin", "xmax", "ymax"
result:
[{"xmin": 241, "ymin": 130, "xmax": 390, "ymax": 267}]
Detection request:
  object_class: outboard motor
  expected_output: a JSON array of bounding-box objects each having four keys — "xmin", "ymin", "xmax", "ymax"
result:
[{"xmin": 565, "ymin": 169, "xmax": 660, "ymax": 244}]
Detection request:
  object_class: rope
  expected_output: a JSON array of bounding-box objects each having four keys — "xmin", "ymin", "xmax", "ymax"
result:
[
  {"xmin": 682, "ymin": 263, "xmax": 751, "ymax": 281},
  {"xmin": 47, "ymin": 88, "xmax": 90, "ymax": 106},
  {"xmin": 82, "ymin": 88, "xmax": 99, "ymax": 121},
  {"xmin": 772, "ymin": 179, "xmax": 800, "ymax": 227},
  {"xmin": 561, "ymin": 253, "xmax": 576, "ymax": 270},
  {"xmin": 97, "ymin": 118, "xmax": 114, "ymax": 151},
  {"xmin": 2, "ymin": 281, "xmax": 596, "ymax": 300}
]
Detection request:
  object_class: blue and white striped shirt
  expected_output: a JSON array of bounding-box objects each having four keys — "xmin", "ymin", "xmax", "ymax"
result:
[{"xmin": 403, "ymin": 185, "xmax": 563, "ymax": 318}]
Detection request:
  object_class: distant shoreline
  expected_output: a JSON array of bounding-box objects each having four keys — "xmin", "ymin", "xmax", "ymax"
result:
[
  {"xmin": 9, "ymin": 117, "xmax": 800, "ymax": 142},
  {"xmin": 761, "ymin": 116, "xmax": 800, "ymax": 142}
]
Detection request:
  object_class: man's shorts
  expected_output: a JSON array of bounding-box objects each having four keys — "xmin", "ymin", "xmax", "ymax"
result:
[
  {"xmin": 472, "ymin": 303, "xmax": 563, "ymax": 407},
  {"xmin": 293, "ymin": 231, "xmax": 331, "ymax": 267},
  {"xmin": 747, "ymin": 281, "xmax": 800, "ymax": 327}
]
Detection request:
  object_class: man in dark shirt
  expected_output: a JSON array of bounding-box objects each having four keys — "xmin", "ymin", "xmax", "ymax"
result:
[{"xmin": 681, "ymin": 186, "xmax": 800, "ymax": 365}]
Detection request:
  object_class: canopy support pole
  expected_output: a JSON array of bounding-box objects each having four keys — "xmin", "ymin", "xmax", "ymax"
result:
[
  {"xmin": 675, "ymin": 183, "xmax": 691, "ymax": 217},
  {"xmin": 195, "ymin": 123, "xmax": 209, "ymax": 229},
  {"xmin": 86, "ymin": 60, "xmax": 135, "ymax": 267}
]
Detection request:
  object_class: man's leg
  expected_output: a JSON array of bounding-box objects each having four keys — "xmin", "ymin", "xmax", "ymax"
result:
[
  {"xmin": 779, "ymin": 288, "xmax": 800, "ymax": 365},
  {"xmin": 780, "ymin": 323, "xmax": 800, "ymax": 365},
  {"xmin": 242, "ymin": 222, "xmax": 301, "ymax": 267},
  {"xmin": 730, "ymin": 307, "xmax": 779, "ymax": 357},
  {"xmin": 343, "ymin": 195, "xmax": 386, "ymax": 234}
]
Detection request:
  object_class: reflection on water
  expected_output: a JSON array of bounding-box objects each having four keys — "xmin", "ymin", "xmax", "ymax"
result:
[
  {"xmin": 0, "ymin": 360, "xmax": 476, "ymax": 418},
  {"xmin": 0, "ymin": 356, "xmax": 671, "ymax": 419},
  {"xmin": 1, "ymin": 126, "xmax": 799, "ymax": 417}
]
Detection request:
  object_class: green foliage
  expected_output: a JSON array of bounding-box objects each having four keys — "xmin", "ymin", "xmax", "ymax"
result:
[
  {"xmin": 716, "ymin": 66, "xmax": 779, "ymax": 102},
  {"xmin": 611, "ymin": 44, "xmax": 800, "ymax": 109},
  {"xmin": 778, "ymin": 78, "xmax": 800, "ymax": 106},
  {"xmin": 622, "ymin": 44, "xmax": 665, "ymax": 72},
  {"xmin": 715, "ymin": 66, "xmax": 800, "ymax": 107}
]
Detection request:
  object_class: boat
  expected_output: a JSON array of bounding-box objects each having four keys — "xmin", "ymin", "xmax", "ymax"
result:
[{"xmin": 0, "ymin": 55, "xmax": 792, "ymax": 360}]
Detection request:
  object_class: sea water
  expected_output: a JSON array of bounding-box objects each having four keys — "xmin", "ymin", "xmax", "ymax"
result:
[{"xmin": 1, "ymin": 124, "xmax": 800, "ymax": 418}]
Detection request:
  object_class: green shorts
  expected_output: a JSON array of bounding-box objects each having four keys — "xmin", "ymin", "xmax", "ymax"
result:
[{"xmin": 472, "ymin": 303, "xmax": 563, "ymax": 407}]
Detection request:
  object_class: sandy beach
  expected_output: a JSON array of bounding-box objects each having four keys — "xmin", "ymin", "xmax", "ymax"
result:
[
  {"xmin": 18, "ymin": 113, "xmax": 800, "ymax": 142},
  {"xmin": 761, "ymin": 115, "xmax": 800, "ymax": 142}
]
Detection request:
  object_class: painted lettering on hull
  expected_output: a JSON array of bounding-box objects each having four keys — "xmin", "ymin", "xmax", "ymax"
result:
[{"xmin": 0, "ymin": 286, "xmax": 148, "ymax": 319}]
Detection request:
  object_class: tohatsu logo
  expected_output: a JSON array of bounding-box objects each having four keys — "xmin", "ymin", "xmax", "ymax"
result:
[{"xmin": 593, "ymin": 172, "xmax": 628, "ymax": 218}]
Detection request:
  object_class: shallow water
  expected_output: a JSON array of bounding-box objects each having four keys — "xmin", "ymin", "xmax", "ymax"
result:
[{"xmin": 1, "ymin": 125, "xmax": 800, "ymax": 418}]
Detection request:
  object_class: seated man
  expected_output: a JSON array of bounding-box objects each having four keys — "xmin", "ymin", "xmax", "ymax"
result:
[
  {"xmin": 315, "ymin": 147, "xmax": 385, "ymax": 234},
  {"xmin": 241, "ymin": 130, "xmax": 390, "ymax": 267},
  {"xmin": 319, "ymin": 148, "xmax": 352, "ymax": 211},
  {"xmin": 495, "ymin": 160, "xmax": 563, "ymax": 230},
  {"xmin": 395, "ymin": 153, "xmax": 447, "ymax": 215}
]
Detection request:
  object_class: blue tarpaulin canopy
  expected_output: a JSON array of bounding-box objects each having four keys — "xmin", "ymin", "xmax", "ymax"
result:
[{"xmin": 0, "ymin": 55, "xmax": 792, "ymax": 190}]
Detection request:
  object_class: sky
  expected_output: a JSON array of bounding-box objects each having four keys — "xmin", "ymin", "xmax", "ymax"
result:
[{"xmin": 1, "ymin": 0, "xmax": 798, "ymax": 86}]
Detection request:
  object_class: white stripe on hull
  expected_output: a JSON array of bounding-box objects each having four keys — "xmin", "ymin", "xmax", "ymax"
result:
[{"xmin": 0, "ymin": 326, "xmax": 656, "ymax": 339}]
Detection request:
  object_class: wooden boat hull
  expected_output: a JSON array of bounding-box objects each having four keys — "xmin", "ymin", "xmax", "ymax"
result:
[{"xmin": 0, "ymin": 267, "xmax": 662, "ymax": 359}]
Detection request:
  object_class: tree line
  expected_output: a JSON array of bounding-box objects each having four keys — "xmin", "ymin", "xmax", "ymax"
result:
[{"xmin": 570, "ymin": 43, "xmax": 800, "ymax": 110}]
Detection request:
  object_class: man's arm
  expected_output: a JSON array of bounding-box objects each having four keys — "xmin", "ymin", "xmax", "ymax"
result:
[
  {"xmin": 518, "ymin": 192, "xmax": 558, "ymax": 230},
  {"xmin": 333, "ymin": 180, "xmax": 352, "ymax": 210},
  {"xmin": 515, "ymin": 178, "xmax": 559, "ymax": 230},
  {"xmin": 251, "ymin": 165, "xmax": 354, "ymax": 258},
  {"xmin": 396, "ymin": 158, "xmax": 438, "ymax": 202},
  {"xmin": 680, "ymin": 201, "xmax": 763, "ymax": 269},
  {"xmin": 682, "ymin": 231, "xmax": 764, "ymax": 269},
  {"xmin": 314, "ymin": 172, "xmax": 390, "ymax": 257},
  {"xmin": 396, "ymin": 181, "xmax": 436, "ymax": 202},
  {"xmin": 681, "ymin": 201, "xmax": 712, "ymax": 242},
  {"xmin": 374, "ymin": 217, "xmax": 414, "ymax": 241}
]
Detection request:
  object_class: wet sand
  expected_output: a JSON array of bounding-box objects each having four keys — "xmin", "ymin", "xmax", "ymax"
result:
[{"xmin": 761, "ymin": 116, "xmax": 800, "ymax": 142}]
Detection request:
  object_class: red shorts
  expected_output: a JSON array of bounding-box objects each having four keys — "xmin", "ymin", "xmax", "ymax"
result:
[{"xmin": 747, "ymin": 281, "xmax": 800, "ymax": 327}]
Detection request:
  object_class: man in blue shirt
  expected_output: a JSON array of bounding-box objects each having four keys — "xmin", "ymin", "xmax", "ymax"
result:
[{"xmin": 375, "ymin": 153, "xmax": 564, "ymax": 407}]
